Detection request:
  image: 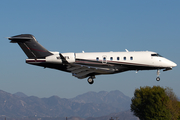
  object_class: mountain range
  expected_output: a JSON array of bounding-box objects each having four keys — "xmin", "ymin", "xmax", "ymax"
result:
[{"xmin": 0, "ymin": 90, "xmax": 138, "ymax": 120}]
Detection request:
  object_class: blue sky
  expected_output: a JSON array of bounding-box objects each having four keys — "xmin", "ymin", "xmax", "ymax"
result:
[{"xmin": 0, "ymin": 0, "xmax": 180, "ymax": 98}]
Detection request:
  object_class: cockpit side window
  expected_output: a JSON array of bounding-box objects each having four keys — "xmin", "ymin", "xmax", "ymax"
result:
[
  {"xmin": 151, "ymin": 53, "xmax": 163, "ymax": 57},
  {"xmin": 151, "ymin": 54, "xmax": 157, "ymax": 56}
]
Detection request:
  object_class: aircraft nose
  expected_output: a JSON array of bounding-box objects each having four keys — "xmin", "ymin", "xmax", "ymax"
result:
[
  {"xmin": 165, "ymin": 59, "xmax": 177, "ymax": 68},
  {"xmin": 172, "ymin": 62, "xmax": 177, "ymax": 67}
]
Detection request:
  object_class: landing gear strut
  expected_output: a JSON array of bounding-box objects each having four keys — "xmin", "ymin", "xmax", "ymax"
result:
[
  {"xmin": 87, "ymin": 76, "xmax": 95, "ymax": 84},
  {"xmin": 156, "ymin": 69, "xmax": 160, "ymax": 81}
]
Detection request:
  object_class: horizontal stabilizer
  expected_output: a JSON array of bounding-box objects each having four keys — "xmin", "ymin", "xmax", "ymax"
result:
[{"xmin": 8, "ymin": 34, "xmax": 34, "ymax": 43}]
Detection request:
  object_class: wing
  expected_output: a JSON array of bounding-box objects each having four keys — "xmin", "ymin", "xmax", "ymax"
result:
[
  {"xmin": 67, "ymin": 63, "xmax": 116, "ymax": 79},
  {"xmin": 59, "ymin": 53, "xmax": 115, "ymax": 78},
  {"xmin": 60, "ymin": 53, "xmax": 126, "ymax": 79}
]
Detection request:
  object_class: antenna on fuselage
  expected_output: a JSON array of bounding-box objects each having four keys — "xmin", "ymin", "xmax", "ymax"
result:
[{"xmin": 125, "ymin": 49, "xmax": 129, "ymax": 52}]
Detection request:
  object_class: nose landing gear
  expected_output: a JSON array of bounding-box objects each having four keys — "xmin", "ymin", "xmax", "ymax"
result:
[
  {"xmin": 156, "ymin": 69, "xmax": 160, "ymax": 81},
  {"xmin": 87, "ymin": 76, "xmax": 95, "ymax": 84}
]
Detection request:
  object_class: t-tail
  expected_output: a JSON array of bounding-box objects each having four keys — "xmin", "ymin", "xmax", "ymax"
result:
[{"xmin": 8, "ymin": 34, "xmax": 53, "ymax": 59}]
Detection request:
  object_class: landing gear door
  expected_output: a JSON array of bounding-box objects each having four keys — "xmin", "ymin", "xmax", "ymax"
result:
[{"xmin": 102, "ymin": 55, "xmax": 107, "ymax": 64}]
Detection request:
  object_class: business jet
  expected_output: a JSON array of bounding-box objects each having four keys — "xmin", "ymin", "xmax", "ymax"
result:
[{"xmin": 8, "ymin": 34, "xmax": 177, "ymax": 84}]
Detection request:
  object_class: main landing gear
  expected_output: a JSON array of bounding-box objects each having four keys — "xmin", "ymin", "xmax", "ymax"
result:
[
  {"xmin": 156, "ymin": 69, "xmax": 160, "ymax": 81},
  {"xmin": 87, "ymin": 76, "xmax": 95, "ymax": 84}
]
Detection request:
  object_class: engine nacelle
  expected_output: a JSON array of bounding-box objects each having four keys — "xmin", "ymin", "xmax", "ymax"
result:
[{"xmin": 46, "ymin": 52, "xmax": 75, "ymax": 64}]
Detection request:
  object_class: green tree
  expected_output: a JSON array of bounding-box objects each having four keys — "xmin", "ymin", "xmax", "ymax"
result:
[
  {"xmin": 178, "ymin": 102, "xmax": 180, "ymax": 120},
  {"xmin": 165, "ymin": 87, "xmax": 180, "ymax": 120},
  {"xmin": 131, "ymin": 86, "xmax": 171, "ymax": 120}
]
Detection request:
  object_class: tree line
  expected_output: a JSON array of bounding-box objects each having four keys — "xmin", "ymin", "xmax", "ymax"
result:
[{"xmin": 131, "ymin": 86, "xmax": 180, "ymax": 120}]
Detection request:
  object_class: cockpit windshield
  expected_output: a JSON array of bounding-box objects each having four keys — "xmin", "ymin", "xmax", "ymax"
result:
[{"xmin": 151, "ymin": 53, "xmax": 163, "ymax": 57}]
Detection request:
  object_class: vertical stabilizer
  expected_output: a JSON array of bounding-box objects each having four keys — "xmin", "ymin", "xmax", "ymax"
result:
[{"xmin": 8, "ymin": 34, "xmax": 53, "ymax": 59}]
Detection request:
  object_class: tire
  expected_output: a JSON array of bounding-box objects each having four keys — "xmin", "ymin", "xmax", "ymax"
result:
[
  {"xmin": 88, "ymin": 77, "xmax": 94, "ymax": 84},
  {"xmin": 156, "ymin": 77, "xmax": 160, "ymax": 81}
]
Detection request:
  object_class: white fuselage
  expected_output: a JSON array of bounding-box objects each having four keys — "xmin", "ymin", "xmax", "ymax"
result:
[
  {"xmin": 74, "ymin": 51, "xmax": 176, "ymax": 68},
  {"xmin": 43, "ymin": 51, "xmax": 176, "ymax": 68},
  {"xmin": 26, "ymin": 51, "xmax": 177, "ymax": 79}
]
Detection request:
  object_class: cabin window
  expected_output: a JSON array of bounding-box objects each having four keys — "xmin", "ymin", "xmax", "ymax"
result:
[
  {"xmin": 103, "ymin": 57, "xmax": 106, "ymax": 61},
  {"xmin": 117, "ymin": 57, "xmax": 120, "ymax": 60},
  {"xmin": 96, "ymin": 57, "xmax": 99, "ymax": 61},
  {"xmin": 110, "ymin": 57, "xmax": 113, "ymax": 61},
  {"xmin": 124, "ymin": 57, "xmax": 126, "ymax": 60},
  {"xmin": 130, "ymin": 57, "xmax": 133, "ymax": 60}
]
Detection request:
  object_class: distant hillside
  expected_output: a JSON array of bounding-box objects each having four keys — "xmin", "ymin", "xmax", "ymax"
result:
[
  {"xmin": 0, "ymin": 111, "xmax": 138, "ymax": 120},
  {"xmin": 86, "ymin": 110, "xmax": 138, "ymax": 120},
  {"xmin": 0, "ymin": 90, "xmax": 136, "ymax": 119},
  {"xmin": 71, "ymin": 90, "xmax": 131, "ymax": 111},
  {"xmin": 13, "ymin": 92, "xmax": 28, "ymax": 98}
]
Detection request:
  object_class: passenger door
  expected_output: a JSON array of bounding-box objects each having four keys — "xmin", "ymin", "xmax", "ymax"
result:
[{"xmin": 102, "ymin": 55, "xmax": 107, "ymax": 64}]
